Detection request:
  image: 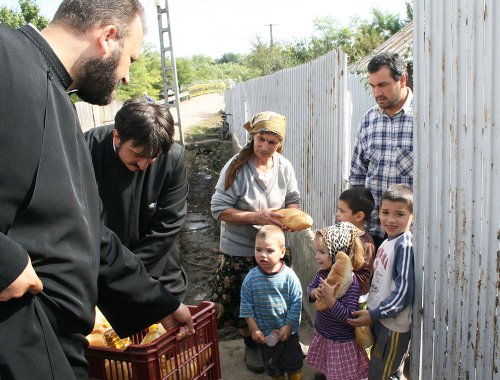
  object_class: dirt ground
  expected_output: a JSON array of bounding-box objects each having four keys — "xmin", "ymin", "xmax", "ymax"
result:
[{"xmin": 177, "ymin": 97, "xmax": 317, "ymax": 379}]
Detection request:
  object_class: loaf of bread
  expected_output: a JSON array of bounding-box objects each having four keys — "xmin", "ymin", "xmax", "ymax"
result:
[
  {"xmin": 86, "ymin": 307, "xmax": 111, "ymax": 345},
  {"xmin": 160, "ymin": 346, "xmax": 212, "ymax": 380},
  {"xmin": 315, "ymin": 251, "xmax": 353, "ymax": 311},
  {"xmin": 104, "ymin": 360, "xmax": 130, "ymax": 380},
  {"xmin": 355, "ymin": 325, "xmax": 374, "ymax": 349},
  {"xmin": 86, "ymin": 333, "xmax": 107, "ymax": 347},
  {"xmin": 276, "ymin": 208, "xmax": 313, "ymax": 230}
]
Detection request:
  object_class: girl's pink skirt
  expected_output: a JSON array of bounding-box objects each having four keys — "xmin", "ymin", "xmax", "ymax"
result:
[{"xmin": 307, "ymin": 331, "xmax": 369, "ymax": 380}]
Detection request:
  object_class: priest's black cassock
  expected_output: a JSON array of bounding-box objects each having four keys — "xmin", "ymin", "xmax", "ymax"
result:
[
  {"xmin": 0, "ymin": 24, "xmax": 180, "ymax": 379},
  {"xmin": 84, "ymin": 124, "xmax": 189, "ymax": 301}
]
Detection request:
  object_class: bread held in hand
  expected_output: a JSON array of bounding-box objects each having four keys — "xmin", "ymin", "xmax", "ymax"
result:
[
  {"xmin": 276, "ymin": 208, "xmax": 313, "ymax": 230},
  {"xmin": 86, "ymin": 307, "xmax": 111, "ymax": 346},
  {"xmin": 315, "ymin": 251, "xmax": 353, "ymax": 311},
  {"xmin": 355, "ymin": 325, "xmax": 374, "ymax": 349}
]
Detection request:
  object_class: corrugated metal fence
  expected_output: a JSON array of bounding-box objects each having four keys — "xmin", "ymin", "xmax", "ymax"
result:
[
  {"xmin": 224, "ymin": 3, "xmax": 500, "ymax": 376},
  {"xmin": 225, "ymin": 50, "xmax": 374, "ymax": 229},
  {"xmin": 413, "ymin": 0, "xmax": 499, "ymax": 379}
]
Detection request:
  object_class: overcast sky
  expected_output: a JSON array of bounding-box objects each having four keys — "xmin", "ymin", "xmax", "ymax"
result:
[{"xmin": 2, "ymin": 0, "xmax": 409, "ymax": 58}]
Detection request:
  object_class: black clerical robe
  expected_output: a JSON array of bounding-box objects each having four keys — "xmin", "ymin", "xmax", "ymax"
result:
[
  {"xmin": 0, "ymin": 24, "xmax": 180, "ymax": 379},
  {"xmin": 85, "ymin": 125, "xmax": 188, "ymax": 301}
]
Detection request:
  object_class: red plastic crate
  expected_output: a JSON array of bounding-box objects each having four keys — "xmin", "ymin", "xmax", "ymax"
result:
[{"xmin": 86, "ymin": 301, "xmax": 221, "ymax": 380}]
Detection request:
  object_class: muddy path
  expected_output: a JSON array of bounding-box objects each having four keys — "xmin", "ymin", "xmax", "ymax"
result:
[{"xmin": 178, "ymin": 119, "xmax": 238, "ymax": 339}]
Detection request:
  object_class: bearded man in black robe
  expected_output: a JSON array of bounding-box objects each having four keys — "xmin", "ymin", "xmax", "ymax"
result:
[
  {"xmin": 85, "ymin": 98, "xmax": 189, "ymax": 302},
  {"xmin": 0, "ymin": 1, "xmax": 193, "ymax": 379}
]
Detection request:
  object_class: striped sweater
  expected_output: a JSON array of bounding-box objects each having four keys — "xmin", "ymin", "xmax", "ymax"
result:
[
  {"xmin": 240, "ymin": 264, "xmax": 302, "ymax": 335},
  {"xmin": 307, "ymin": 272, "xmax": 361, "ymax": 342}
]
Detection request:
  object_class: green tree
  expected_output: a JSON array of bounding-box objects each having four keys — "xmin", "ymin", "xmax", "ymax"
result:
[
  {"xmin": 216, "ymin": 52, "xmax": 243, "ymax": 65},
  {"xmin": 116, "ymin": 44, "xmax": 162, "ymax": 100},
  {"xmin": 175, "ymin": 57, "xmax": 195, "ymax": 90},
  {"xmin": 244, "ymin": 38, "xmax": 294, "ymax": 77},
  {"xmin": 190, "ymin": 55, "xmax": 217, "ymax": 81},
  {"xmin": 405, "ymin": 1, "xmax": 413, "ymax": 23},
  {"xmin": 310, "ymin": 16, "xmax": 353, "ymax": 57},
  {"xmin": 281, "ymin": 39, "xmax": 314, "ymax": 66},
  {"xmin": 281, "ymin": 7, "xmax": 410, "ymax": 65},
  {"xmin": 0, "ymin": 0, "xmax": 48, "ymax": 30},
  {"xmin": 371, "ymin": 8, "xmax": 405, "ymax": 39}
]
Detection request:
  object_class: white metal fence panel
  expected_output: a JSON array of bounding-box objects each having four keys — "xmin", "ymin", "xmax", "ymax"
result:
[
  {"xmin": 413, "ymin": 1, "xmax": 500, "ymax": 379},
  {"xmin": 75, "ymin": 100, "xmax": 124, "ymax": 132},
  {"xmin": 224, "ymin": 85, "xmax": 249, "ymax": 148},
  {"xmin": 346, "ymin": 74, "xmax": 375, "ymax": 182},
  {"xmin": 225, "ymin": 50, "xmax": 357, "ymax": 229}
]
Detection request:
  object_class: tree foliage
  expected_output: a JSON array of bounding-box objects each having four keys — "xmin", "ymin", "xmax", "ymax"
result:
[
  {"xmin": 285, "ymin": 6, "xmax": 410, "ymax": 65},
  {"xmin": 216, "ymin": 52, "xmax": 244, "ymax": 65},
  {"xmin": 0, "ymin": 0, "xmax": 48, "ymax": 30},
  {"xmin": 116, "ymin": 44, "xmax": 162, "ymax": 100}
]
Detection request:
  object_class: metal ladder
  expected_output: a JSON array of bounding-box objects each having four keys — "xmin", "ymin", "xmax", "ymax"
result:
[{"xmin": 154, "ymin": 0, "xmax": 184, "ymax": 145}]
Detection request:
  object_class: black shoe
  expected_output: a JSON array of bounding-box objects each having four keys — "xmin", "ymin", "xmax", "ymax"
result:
[{"xmin": 244, "ymin": 346, "xmax": 265, "ymax": 373}]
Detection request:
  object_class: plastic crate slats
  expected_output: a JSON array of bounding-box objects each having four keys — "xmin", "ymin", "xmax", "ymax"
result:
[{"xmin": 86, "ymin": 301, "xmax": 221, "ymax": 380}]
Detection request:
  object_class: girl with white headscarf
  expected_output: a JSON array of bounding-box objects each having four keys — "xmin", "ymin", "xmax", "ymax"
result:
[{"xmin": 306, "ymin": 222, "xmax": 369, "ymax": 380}]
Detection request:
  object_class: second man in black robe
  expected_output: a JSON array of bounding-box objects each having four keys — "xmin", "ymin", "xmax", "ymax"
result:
[{"xmin": 85, "ymin": 98, "xmax": 189, "ymax": 301}]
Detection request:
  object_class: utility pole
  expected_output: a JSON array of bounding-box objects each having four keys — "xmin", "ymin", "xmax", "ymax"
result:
[
  {"xmin": 154, "ymin": 0, "xmax": 184, "ymax": 145},
  {"xmin": 264, "ymin": 23, "xmax": 278, "ymax": 48}
]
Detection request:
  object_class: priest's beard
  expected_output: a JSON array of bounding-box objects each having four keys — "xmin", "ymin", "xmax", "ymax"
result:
[{"xmin": 74, "ymin": 49, "xmax": 121, "ymax": 105}]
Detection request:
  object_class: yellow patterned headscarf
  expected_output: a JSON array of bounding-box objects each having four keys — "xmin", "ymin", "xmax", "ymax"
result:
[{"xmin": 243, "ymin": 111, "xmax": 286, "ymax": 140}]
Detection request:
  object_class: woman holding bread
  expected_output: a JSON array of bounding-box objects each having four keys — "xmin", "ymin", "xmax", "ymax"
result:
[
  {"xmin": 210, "ymin": 111, "xmax": 302, "ymax": 374},
  {"xmin": 307, "ymin": 222, "xmax": 369, "ymax": 380}
]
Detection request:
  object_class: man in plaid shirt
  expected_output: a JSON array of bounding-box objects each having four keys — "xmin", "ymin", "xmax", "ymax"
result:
[{"xmin": 349, "ymin": 52, "xmax": 413, "ymax": 250}]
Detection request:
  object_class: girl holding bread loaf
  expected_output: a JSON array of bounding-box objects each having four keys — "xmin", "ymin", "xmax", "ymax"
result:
[
  {"xmin": 210, "ymin": 111, "xmax": 302, "ymax": 374},
  {"xmin": 306, "ymin": 222, "xmax": 369, "ymax": 380}
]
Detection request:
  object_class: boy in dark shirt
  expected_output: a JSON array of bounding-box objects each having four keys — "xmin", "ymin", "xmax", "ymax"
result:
[{"xmin": 336, "ymin": 187, "xmax": 376, "ymax": 295}]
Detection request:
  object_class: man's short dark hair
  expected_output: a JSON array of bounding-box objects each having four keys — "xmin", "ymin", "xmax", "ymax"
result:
[
  {"xmin": 52, "ymin": 0, "xmax": 146, "ymax": 39},
  {"xmin": 114, "ymin": 98, "xmax": 175, "ymax": 158},
  {"xmin": 381, "ymin": 184, "xmax": 413, "ymax": 213},
  {"xmin": 367, "ymin": 52, "xmax": 407, "ymax": 81},
  {"xmin": 340, "ymin": 187, "xmax": 375, "ymax": 222}
]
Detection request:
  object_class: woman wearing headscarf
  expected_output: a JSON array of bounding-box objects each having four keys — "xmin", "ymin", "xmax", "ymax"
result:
[{"xmin": 210, "ymin": 111, "xmax": 301, "ymax": 373}]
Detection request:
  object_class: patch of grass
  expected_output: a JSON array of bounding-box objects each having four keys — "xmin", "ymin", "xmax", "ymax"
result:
[
  {"xmin": 185, "ymin": 126, "xmax": 209, "ymax": 142},
  {"xmin": 184, "ymin": 114, "xmax": 222, "ymax": 143}
]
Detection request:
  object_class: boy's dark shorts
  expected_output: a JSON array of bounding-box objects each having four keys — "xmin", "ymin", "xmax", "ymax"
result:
[{"xmin": 258, "ymin": 332, "xmax": 303, "ymax": 377}]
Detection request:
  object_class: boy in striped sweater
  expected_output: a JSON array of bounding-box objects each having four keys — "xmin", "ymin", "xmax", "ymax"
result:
[
  {"xmin": 240, "ymin": 225, "xmax": 303, "ymax": 380},
  {"xmin": 348, "ymin": 184, "xmax": 414, "ymax": 380}
]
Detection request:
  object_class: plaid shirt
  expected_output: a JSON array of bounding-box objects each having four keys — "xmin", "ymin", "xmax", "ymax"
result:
[{"xmin": 349, "ymin": 89, "xmax": 413, "ymax": 238}]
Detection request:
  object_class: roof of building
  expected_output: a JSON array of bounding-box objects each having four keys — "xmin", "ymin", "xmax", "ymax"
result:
[{"xmin": 348, "ymin": 20, "xmax": 414, "ymax": 74}]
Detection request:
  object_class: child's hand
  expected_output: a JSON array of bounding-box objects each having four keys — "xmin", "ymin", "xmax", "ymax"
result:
[
  {"xmin": 319, "ymin": 278, "xmax": 339, "ymax": 308},
  {"xmin": 347, "ymin": 309, "xmax": 373, "ymax": 326},
  {"xmin": 309, "ymin": 287, "xmax": 320, "ymax": 300},
  {"xmin": 251, "ymin": 330, "xmax": 266, "ymax": 344},
  {"xmin": 278, "ymin": 325, "xmax": 292, "ymax": 341}
]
